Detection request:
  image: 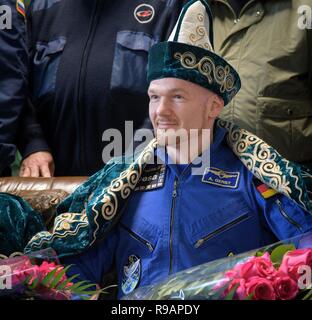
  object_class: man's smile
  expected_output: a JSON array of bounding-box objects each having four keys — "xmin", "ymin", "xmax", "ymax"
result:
[{"xmin": 156, "ymin": 120, "xmax": 178, "ymax": 129}]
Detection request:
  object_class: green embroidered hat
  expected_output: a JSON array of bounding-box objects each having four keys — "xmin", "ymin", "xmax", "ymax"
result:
[{"xmin": 147, "ymin": 0, "xmax": 241, "ymax": 105}]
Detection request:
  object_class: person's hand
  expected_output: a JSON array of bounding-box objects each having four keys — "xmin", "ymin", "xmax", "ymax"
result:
[{"xmin": 19, "ymin": 151, "xmax": 55, "ymax": 177}]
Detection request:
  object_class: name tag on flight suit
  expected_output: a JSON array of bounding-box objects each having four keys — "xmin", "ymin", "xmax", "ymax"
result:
[{"xmin": 202, "ymin": 167, "xmax": 240, "ymax": 189}]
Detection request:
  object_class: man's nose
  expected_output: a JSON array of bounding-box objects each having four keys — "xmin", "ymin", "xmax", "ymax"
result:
[{"xmin": 156, "ymin": 98, "xmax": 171, "ymax": 116}]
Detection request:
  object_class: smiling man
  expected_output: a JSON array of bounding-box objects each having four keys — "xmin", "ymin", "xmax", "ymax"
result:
[
  {"xmin": 0, "ymin": 0, "xmax": 311, "ymax": 300},
  {"xmin": 148, "ymin": 78, "xmax": 223, "ymax": 165}
]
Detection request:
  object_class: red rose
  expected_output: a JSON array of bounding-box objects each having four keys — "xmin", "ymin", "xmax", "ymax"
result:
[
  {"xmin": 273, "ymin": 275, "xmax": 299, "ymax": 300},
  {"xmin": 245, "ymin": 277, "xmax": 276, "ymax": 300}
]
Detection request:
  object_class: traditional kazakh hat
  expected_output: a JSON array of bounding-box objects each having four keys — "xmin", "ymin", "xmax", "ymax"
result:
[{"xmin": 147, "ymin": 0, "xmax": 241, "ymax": 105}]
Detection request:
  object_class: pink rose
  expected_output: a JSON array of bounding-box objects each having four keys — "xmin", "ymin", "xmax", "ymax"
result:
[
  {"xmin": 279, "ymin": 249, "xmax": 312, "ymax": 281},
  {"xmin": 273, "ymin": 275, "xmax": 299, "ymax": 300},
  {"xmin": 245, "ymin": 277, "xmax": 276, "ymax": 300},
  {"xmin": 224, "ymin": 269, "xmax": 240, "ymax": 279},
  {"xmin": 238, "ymin": 253, "xmax": 277, "ymax": 280}
]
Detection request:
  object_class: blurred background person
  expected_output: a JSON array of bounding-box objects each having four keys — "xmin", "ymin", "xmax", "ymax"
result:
[
  {"xmin": 0, "ymin": 0, "xmax": 28, "ymax": 176},
  {"xmin": 211, "ymin": 0, "xmax": 312, "ymax": 170}
]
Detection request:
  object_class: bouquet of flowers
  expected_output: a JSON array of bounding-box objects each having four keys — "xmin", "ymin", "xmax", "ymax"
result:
[
  {"xmin": 0, "ymin": 248, "xmax": 103, "ymax": 300},
  {"xmin": 124, "ymin": 232, "xmax": 312, "ymax": 300}
]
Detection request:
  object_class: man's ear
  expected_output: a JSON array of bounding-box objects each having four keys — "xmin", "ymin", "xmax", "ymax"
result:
[{"xmin": 208, "ymin": 95, "xmax": 224, "ymax": 118}]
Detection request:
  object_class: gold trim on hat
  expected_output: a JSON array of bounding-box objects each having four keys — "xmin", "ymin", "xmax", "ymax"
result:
[{"xmin": 174, "ymin": 51, "xmax": 235, "ymax": 93}]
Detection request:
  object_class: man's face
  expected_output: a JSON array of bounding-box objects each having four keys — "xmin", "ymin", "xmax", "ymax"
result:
[{"xmin": 148, "ymin": 78, "xmax": 218, "ymax": 146}]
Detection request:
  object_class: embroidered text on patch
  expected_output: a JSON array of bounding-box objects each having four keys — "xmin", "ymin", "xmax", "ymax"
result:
[
  {"xmin": 202, "ymin": 167, "xmax": 240, "ymax": 189},
  {"xmin": 135, "ymin": 164, "xmax": 166, "ymax": 191}
]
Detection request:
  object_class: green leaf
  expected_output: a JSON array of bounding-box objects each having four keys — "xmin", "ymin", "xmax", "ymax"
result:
[
  {"xmin": 225, "ymin": 283, "xmax": 239, "ymax": 300},
  {"xmin": 49, "ymin": 265, "xmax": 72, "ymax": 289},
  {"xmin": 270, "ymin": 244, "xmax": 296, "ymax": 266},
  {"xmin": 75, "ymin": 288, "xmax": 107, "ymax": 300},
  {"xmin": 75, "ymin": 290, "xmax": 99, "ymax": 295},
  {"xmin": 245, "ymin": 293, "xmax": 254, "ymax": 300},
  {"xmin": 99, "ymin": 285, "xmax": 118, "ymax": 294},
  {"xmin": 66, "ymin": 280, "xmax": 90, "ymax": 292},
  {"xmin": 56, "ymin": 274, "xmax": 80, "ymax": 291},
  {"xmin": 80, "ymin": 295, "xmax": 92, "ymax": 301},
  {"xmin": 23, "ymin": 275, "xmax": 33, "ymax": 286},
  {"xmin": 28, "ymin": 277, "xmax": 40, "ymax": 290},
  {"xmin": 302, "ymin": 288, "xmax": 312, "ymax": 300},
  {"xmin": 255, "ymin": 251, "xmax": 264, "ymax": 257},
  {"xmin": 41, "ymin": 267, "xmax": 60, "ymax": 287},
  {"xmin": 71, "ymin": 283, "xmax": 97, "ymax": 293}
]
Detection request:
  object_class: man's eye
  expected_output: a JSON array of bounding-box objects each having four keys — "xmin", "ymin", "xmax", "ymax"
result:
[
  {"xmin": 174, "ymin": 95, "xmax": 184, "ymax": 100},
  {"xmin": 150, "ymin": 95, "xmax": 159, "ymax": 100}
]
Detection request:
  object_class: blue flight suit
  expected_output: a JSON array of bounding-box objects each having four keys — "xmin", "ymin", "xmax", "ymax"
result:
[
  {"xmin": 0, "ymin": 0, "xmax": 28, "ymax": 175},
  {"xmin": 64, "ymin": 126, "xmax": 312, "ymax": 299}
]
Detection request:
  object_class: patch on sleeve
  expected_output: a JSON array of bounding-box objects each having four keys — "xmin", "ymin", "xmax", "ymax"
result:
[
  {"xmin": 254, "ymin": 179, "xmax": 278, "ymax": 199},
  {"xmin": 135, "ymin": 164, "xmax": 166, "ymax": 191},
  {"xmin": 134, "ymin": 4, "xmax": 155, "ymax": 24},
  {"xmin": 16, "ymin": 0, "xmax": 26, "ymax": 18},
  {"xmin": 122, "ymin": 255, "xmax": 141, "ymax": 295}
]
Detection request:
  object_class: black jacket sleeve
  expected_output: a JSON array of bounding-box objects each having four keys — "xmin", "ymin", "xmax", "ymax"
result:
[
  {"xmin": 0, "ymin": 0, "xmax": 28, "ymax": 173},
  {"xmin": 14, "ymin": 0, "xmax": 50, "ymax": 160}
]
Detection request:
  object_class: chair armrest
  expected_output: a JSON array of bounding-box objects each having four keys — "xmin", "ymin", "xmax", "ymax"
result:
[{"xmin": 0, "ymin": 177, "xmax": 88, "ymax": 194}]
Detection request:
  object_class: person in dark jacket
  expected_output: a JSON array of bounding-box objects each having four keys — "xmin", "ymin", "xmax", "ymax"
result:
[
  {"xmin": 18, "ymin": 0, "xmax": 188, "ymax": 177},
  {"xmin": 0, "ymin": 0, "xmax": 28, "ymax": 176}
]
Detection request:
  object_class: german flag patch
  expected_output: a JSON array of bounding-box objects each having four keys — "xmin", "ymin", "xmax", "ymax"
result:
[
  {"xmin": 16, "ymin": 0, "xmax": 25, "ymax": 18},
  {"xmin": 254, "ymin": 179, "xmax": 278, "ymax": 199}
]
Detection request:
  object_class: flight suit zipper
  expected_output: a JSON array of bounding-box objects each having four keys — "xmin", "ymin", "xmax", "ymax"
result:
[
  {"xmin": 120, "ymin": 223, "xmax": 154, "ymax": 252},
  {"xmin": 169, "ymin": 178, "xmax": 178, "ymax": 274},
  {"xmin": 275, "ymin": 199, "xmax": 303, "ymax": 232},
  {"xmin": 194, "ymin": 213, "xmax": 249, "ymax": 249},
  {"xmin": 77, "ymin": 0, "xmax": 101, "ymax": 173}
]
